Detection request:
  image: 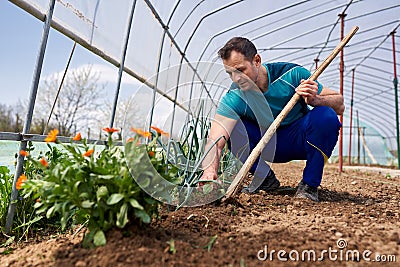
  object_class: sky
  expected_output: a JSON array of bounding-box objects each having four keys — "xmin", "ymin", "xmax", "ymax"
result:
[{"xmin": 0, "ymin": 0, "xmax": 125, "ymax": 107}]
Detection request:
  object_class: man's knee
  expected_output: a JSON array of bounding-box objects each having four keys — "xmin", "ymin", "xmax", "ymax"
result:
[{"xmin": 309, "ymin": 106, "xmax": 341, "ymax": 134}]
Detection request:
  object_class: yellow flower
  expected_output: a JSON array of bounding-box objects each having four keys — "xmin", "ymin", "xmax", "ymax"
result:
[
  {"xmin": 83, "ymin": 149, "xmax": 94, "ymax": 157},
  {"xmin": 72, "ymin": 132, "xmax": 82, "ymax": 141},
  {"xmin": 102, "ymin": 127, "xmax": 120, "ymax": 134},
  {"xmin": 45, "ymin": 129, "xmax": 59, "ymax": 143},
  {"xmin": 39, "ymin": 157, "xmax": 49, "ymax": 168},
  {"xmin": 151, "ymin": 126, "xmax": 169, "ymax": 137},
  {"xmin": 19, "ymin": 150, "xmax": 29, "ymax": 157},
  {"xmin": 16, "ymin": 174, "xmax": 27, "ymax": 190},
  {"xmin": 130, "ymin": 127, "xmax": 151, "ymax": 138}
]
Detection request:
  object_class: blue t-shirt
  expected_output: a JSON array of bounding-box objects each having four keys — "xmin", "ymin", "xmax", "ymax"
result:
[{"xmin": 216, "ymin": 62, "xmax": 323, "ymax": 128}]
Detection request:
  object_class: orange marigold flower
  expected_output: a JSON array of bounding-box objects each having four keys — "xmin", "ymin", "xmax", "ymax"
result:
[
  {"xmin": 102, "ymin": 127, "xmax": 120, "ymax": 134},
  {"xmin": 126, "ymin": 137, "xmax": 135, "ymax": 143},
  {"xmin": 83, "ymin": 149, "xmax": 94, "ymax": 157},
  {"xmin": 72, "ymin": 132, "xmax": 82, "ymax": 141},
  {"xmin": 19, "ymin": 150, "xmax": 29, "ymax": 157},
  {"xmin": 39, "ymin": 157, "xmax": 49, "ymax": 168},
  {"xmin": 151, "ymin": 126, "xmax": 169, "ymax": 137},
  {"xmin": 148, "ymin": 151, "xmax": 155, "ymax": 157},
  {"xmin": 130, "ymin": 127, "xmax": 151, "ymax": 138},
  {"xmin": 45, "ymin": 129, "xmax": 59, "ymax": 143},
  {"xmin": 16, "ymin": 174, "xmax": 27, "ymax": 190},
  {"xmin": 126, "ymin": 138, "xmax": 140, "ymax": 146}
]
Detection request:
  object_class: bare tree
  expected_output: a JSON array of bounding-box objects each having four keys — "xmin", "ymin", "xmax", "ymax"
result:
[{"xmin": 34, "ymin": 65, "xmax": 105, "ymax": 136}]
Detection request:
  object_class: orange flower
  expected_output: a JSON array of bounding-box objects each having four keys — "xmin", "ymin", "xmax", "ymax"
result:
[
  {"xmin": 148, "ymin": 151, "xmax": 155, "ymax": 157},
  {"xmin": 16, "ymin": 174, "xmax": 27, "ymax": 190},
  {"xmin": 39, "ymin": 157, "xmax": 49, "ymax": 168},
  {"xmin": 151, "ymin": 126, "xmax": 169, "ymax": 137},
  {"xmin": 83, "ymin": 149, "xmax": 94, "ymax": 157},
  {"xmin": 45, "ymin": 129, "xmax": 59, "ymax": 143},
  {"xmin": 72, "ymin": 132, "xmax": 82, "ymax": 141},
  {"xmin": 130, "ymin": 127, "xmax": 151, "ymax": 138},
  {"xmin": 102, "ymin": 127, "xmax": 120, "ymax": 134},
  {"xmin": 19, "ymin": 150, "xmax": 29, "ymax": 157},
  {"xmin": 126, "ymin": 138, "xmax": 141, "ymax": 146}
]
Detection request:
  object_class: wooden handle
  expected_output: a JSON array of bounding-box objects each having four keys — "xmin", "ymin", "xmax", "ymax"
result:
[{"xmin": 222, "ymin": 26, "xmax": 359, "ymax": 201}]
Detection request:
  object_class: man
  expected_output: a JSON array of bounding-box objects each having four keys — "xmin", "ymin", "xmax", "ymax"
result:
[{"xmin": 201, "ymin": 37, "xmax": 343, "ymax": 202}]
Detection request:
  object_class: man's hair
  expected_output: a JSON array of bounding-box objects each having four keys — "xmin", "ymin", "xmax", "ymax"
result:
[{"xmin": 218, "ymin": 37, "xmax": 257, "ymax": 62}]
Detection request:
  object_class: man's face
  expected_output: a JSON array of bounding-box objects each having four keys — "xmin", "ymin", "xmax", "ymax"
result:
[{"xmin": 222, "ymin": 50, "xmax": 258, "ymax": 91}]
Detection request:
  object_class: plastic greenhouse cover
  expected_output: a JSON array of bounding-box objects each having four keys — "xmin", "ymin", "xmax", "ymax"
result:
[{"xmin": 10, "ymin": 0, "xmax": 400, "ymax": 154}]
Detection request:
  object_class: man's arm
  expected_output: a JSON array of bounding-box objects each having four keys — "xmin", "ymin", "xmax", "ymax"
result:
[
  {"xmin": 296, "ymin": 79, "xmax": 345, "ymax": 115},
  {"xmin": 201, "ymin": 114, "xmax": 237, "ymax": 181}
]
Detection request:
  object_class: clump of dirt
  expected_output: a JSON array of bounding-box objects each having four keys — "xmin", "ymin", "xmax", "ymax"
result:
[{"xmin": 1, "ymin": 162, "xmax": 399, "ymax": 266}]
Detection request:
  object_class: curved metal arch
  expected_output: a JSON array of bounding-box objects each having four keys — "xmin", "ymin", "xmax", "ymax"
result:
[
  {"xmin": 147, "ymin": 0, "xmax": 184, "ymax": 130},
  {"xmin": 315, "ymin": 3, "xmax": 400, "ymax": 62},
  {"xmin": 345, "ymin": 80, "xmax": 395, "ymax": 101},
  {"xmin": 352, "ymin": 24, "xmax": 400, "ymax": 69},
  {"xmin": 356, "ymin": 90, "xmax": 395, "ymax": 105},
  {"xmin": 196, "ymin": 0, "xmax": 310, "ymax": 63},
  {"xmin": 267, "ymin": 31, "xmax": 392, "ymax": 64},
  {"xmin": 109, "ymin": 0, "xmax": 137, "ymax": 129},
  {"xmin": 172, "ymin": 0, "xmax": 206, "ymax": 38},
  {"xmin": 357, "ymin": 64, "xmax": 395, "ymax": 76},
  {"xmin": 346, "ymin": 91, "xmax": 395, "ymax": 113},
  {"xmin": 169, "ymin": 1, "xmax": 245, "ymax": 136},
  {"xmin": 143, "ymin": 0, "xmax": 216, "ymax": 108},
  {"xmin": 184, "ymin": 0, "xmax": 244, "ymax": 53},
  {"xmin": 353, "ymin": 111, "xmax": 394, "ymax": 138},
  {"xmin": 251, "ymin": 2, "xmax": 351, "ymax": 42},
  {"xmin": 324, "ymin": 76, "xmax": 396, "ymax": 102},
  {"xmin": 266, "ymin": 20, "xmax": 399, "ymax": 70},
  {"xmin": 354, "ymin": 110, "xmax": 396, "ymax": 140}
]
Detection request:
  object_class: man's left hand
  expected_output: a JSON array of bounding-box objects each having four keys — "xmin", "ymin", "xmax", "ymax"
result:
[{"xmin": 295, "ymin": 79, "xmax": 319, "ymax": 105}]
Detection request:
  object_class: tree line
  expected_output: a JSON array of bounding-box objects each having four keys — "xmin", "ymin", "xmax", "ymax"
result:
[{"xmin": 0, "ymin": 66, "xmax": 142, "ymax": 138}]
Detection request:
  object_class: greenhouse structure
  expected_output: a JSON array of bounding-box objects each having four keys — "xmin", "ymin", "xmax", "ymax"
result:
[{"xmin": 0, "ymin": 1, "xmax": 399, "ymax": 265}]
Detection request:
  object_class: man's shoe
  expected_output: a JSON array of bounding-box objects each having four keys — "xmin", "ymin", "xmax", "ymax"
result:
[
  {"xmin": 294, "ymin": 180, "xmax": 319, "ymax": 202},
  {"xmin": 242, "ymin": 170, "xmax": 280, "ymax": 194}
]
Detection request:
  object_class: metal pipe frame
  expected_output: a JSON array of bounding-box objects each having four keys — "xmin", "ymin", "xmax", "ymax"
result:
[
  {"xmin": 5, "ymin": 0, "xmax": 56, "ymax": 234},
  {"xmin": 9, "ymin": 0, "xmax": 189, "ymax": 114},
  {"xmin": 109, "ymin": 0, "xmax": 137, "ymax": 129}
]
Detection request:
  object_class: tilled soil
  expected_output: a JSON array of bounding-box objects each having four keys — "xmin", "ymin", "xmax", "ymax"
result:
[{"xmin": 1, "ymin": 162, "xmax": 400, "ymax": 267}]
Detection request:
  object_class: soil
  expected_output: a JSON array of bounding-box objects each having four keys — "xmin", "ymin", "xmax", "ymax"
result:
[{"xmin": 1, "ymin": 162, "xmax": 400, "ymax": 267}]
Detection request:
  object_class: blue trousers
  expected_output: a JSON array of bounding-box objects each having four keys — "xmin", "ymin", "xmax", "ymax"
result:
[{"xmin": 229, "ymin": 106, "xmax": 341, "ymax": 187}]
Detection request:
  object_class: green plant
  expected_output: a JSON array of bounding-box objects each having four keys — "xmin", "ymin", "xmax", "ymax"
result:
[
  {"xmin": 0, "ymin": 142, "xmax": 51, "ymax": 242},
  {"xmin": 153, "ymin": 102, "xmax": 242, "ymax": 207},
  {"xmin": 20, "ymin": 128, "xmax": 164, "ymax": 247},
  {"xmin": 0, "ymin": 165, "xmax": 13, "ymax": 229},
  {"xmin": 203, "ymin": 235, "xmax": 218, "ymax": 251}
]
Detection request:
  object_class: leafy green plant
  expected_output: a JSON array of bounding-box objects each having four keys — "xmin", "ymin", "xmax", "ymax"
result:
[
  {"xmin": 203, "ymin": 235, "xmax": 218, "ymax": 251},
  {"xmin": 0, "ymin": 141, "xmax": 52, "ymax": 242},
  {"xmin": 153, "ymin": 102, "xmax": 242, "ymax": 207},
  {"xmin": 19, "ymin": 128, "xmax": 164, "ymax": 247},
  {"xmin": 0, "ymin": 165, "xmax": 13, "ymax": 230}
]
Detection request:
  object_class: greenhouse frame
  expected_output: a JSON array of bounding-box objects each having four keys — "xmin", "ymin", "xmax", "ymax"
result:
[{"xmin": 1, "ymin": 0, "xmax": 399, "ymax": 240}]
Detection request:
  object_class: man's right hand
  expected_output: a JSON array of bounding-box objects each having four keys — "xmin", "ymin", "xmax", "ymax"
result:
[{"xmin": 198, "ymin": 169, "xmax": 218, "ymax": 187}]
